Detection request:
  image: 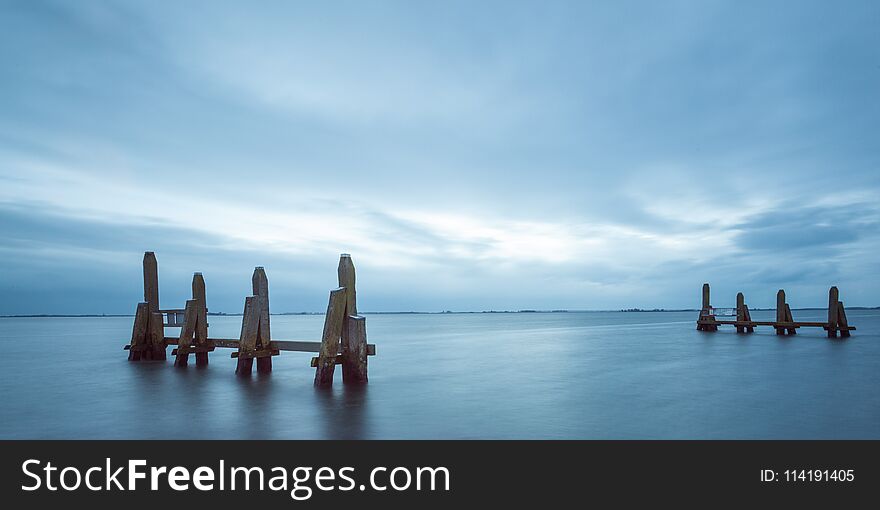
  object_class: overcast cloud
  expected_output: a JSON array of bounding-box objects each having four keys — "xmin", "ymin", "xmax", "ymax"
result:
[{"xmin": 1, "ymin": 0, "xmax": 878, "ymax": 314}]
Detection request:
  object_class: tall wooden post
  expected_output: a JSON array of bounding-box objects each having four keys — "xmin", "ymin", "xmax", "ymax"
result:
[
  {"xmin": 837, "ymin": 301, "xmax": 851, "ymax": 338},
  {"xmin": 344, "ymin": 315, "xmax": 369, "ymax": 383},
  {"xmin": 775, "ymin": 289, "xmax": 787, "ymax": 335},
  {"xmin": 235, "ymin": 296, "xmax": 259, "ymax": 375},
  {"xmin": 314, "ymin": 288, "xmax": 347, "ymax": 386},
  {"xmin": 735, "ymin": 292, "xmax": 745, "ymax": 333},
  {"xmin": 192, "ymin": 272, "xmax": 209, "ymax": 366},
  {"xmin": 338, "ymin": 254, "xmax": 365, "ymax": 384},
  {"xmin": 253, "ymin": 267, "xmax": 272, "ymax": 374},
  {"xmin": 143, "ymin": 252, "xmax": 166, "ymax": 360},
  {"xmin": 828, "ymin": 286, "xmax": 840, "ymax": 338},
  {"xmin": 128, "ymin": 302, "xmax": 149, "ymax": 360},
  {"xmin": 784, "ymin": 303, "xmax": 797, "ymax": 335},
  {"xmin": 173, "ymin": 300, "xmax": 198, "ymax": 367},
  {"xmin": 697, "ymin": 283, "xmax": 715, "ymax": 331}
]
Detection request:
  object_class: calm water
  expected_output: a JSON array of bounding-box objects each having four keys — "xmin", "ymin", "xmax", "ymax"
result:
[{"xmin": 1, "ymin": 310, "xmax": 878, "ymax": 439}]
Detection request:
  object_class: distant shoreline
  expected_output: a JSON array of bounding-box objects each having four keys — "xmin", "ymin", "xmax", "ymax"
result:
[{"xmin": 2, "ymin": 307, "xmax": 878, "ymax": 319}]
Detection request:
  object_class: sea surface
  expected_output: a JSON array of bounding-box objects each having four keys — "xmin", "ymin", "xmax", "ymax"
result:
[{"xmin": 1, "ymin": 310, "xmax": 878, "ymax": 439}]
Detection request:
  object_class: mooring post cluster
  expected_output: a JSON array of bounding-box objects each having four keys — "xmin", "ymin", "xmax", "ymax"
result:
[
  {"xmin": 124, "ymin": 252, "xmax": 375, "ymax": 386},
  {"xmin": 696, "ymin": 283, "xmax": 855, "ymax": 337}
]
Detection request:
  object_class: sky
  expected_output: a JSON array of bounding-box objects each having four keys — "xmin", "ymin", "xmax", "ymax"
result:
[{"xmin": 0, "ymin": 0, "xmax": 878, "ymax": 314}]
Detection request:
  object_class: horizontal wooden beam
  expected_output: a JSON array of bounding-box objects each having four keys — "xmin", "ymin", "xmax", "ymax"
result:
[
  {"xmin": 311, "ymin": 355, "xmax": 342, "ymax": 368},
  {"xmin": 696, "ymin": 320, "xmax": 855, "ymax": 330},
  {"xmin": 161, "ymin": 336, "xmax": 376, "ymax": 355},
  {"xmin": 232, "ymin": 348, "xmax": 279, "ymax": 360}
]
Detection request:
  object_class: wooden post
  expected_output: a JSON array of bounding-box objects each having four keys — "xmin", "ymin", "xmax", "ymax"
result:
[
  {"xmin": 149, "ymin": 311, "xmax": 164, "ymax": 356},
  {"xmin": 743, "ymin": 303, "xmax": 754, "ymax": 333},
  {"xmin": 784, "ymin": 303, "xmax": 797, "ymax": 335},
  {"xmin": 235, "ymin": 296, "xmax": 260, "ymax": 375},
  {"xmin": 837, "ymin": 301, "xmax": 851, "ymax": 338},
  {"xmin": 192, "ymin": 272, "xmax": 209, "ymax": 366},
  {"xmin": 128, "ymin": 302, "xmax": 149, "ymax": 360},
  {"xmin": 314, "ymin": 287, "xmax": 347, "ymax": 386},
  {"xmin": 338, "ymin": 254, "xmax": 364, "ymax": 384},
  {"xmin": 735, "ymin": 292, "xmax": 745, "ymax": 333},
  {"xmin": 143, "ymin": 252, "xmax": 166, "ymax": 360},
  {"xmin": 775, "ymin": 289, "xmax": 787, "ymax": 335},
  {"xmin": 342, "ymin": 315, "xmax": 368, "ymax": 383},
  {"xmin": 828, "ymin": 286, "xmax": 840, "ymax": 338},
  {"xmin": 174, "ymin": 300, "xmax": 198, "ymax": 367},
  {"xmin": 698, "ymin": 283, "xmax": 715, "ymax": 331},
  {"xmin": 252, "ymin": 267, "xmax": 272, "ymax": 374}
]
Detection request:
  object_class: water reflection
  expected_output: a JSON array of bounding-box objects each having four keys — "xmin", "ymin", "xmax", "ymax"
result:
[
  {"xmin": 313, "ymin": 385, "xmax": 371, "ymax": 439},
  {"xmin": 1, "ymin": 312, "xmax": 878, "ymax": 439}
]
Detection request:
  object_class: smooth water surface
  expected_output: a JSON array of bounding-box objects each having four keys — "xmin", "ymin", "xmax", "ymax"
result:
[{"xmin": 1, "ymin": 310, "xmax": 878, "ymax": 438}]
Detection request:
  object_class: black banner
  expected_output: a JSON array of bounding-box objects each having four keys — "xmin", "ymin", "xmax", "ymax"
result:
[{"xmin": 1, "ymin": 441, "xmax": 876, "ymax": 506}]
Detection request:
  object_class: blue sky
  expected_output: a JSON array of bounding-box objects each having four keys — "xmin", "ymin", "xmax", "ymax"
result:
[{"xmin": 1, "ymin": 0, "xmax": 878, "ymax": 314}]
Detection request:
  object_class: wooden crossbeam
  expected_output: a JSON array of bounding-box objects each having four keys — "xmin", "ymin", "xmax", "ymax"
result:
[
  {"xmin": 698, "ymin": 319, "xmax": 855, "ymax": 330},
  {"xmin": 159, "ymin": 337, "xmax": 377, "ymax": 354},
  {"xmin": 232, "ymin": 348, "xmax": 279, "ymax": 360}
]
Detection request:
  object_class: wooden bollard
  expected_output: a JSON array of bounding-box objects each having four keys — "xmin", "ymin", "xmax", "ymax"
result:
[
  {"xmin": 314, "ymin": 287, "xmax": 347, "ymax": 386},
  {"xmin": 735, "ymin": 292, "xmax": 755, "ymax": 333},
  {"xmin": 697, "ymin": 283, "xmax": 715, "ymax": 331},
  {"xmin": 252, "ymin": 267, "xmax": 272, "ymax": 374},
  {"xmin": 343, "ymin": 315, "xmax": 369, "ymax": 383},
  {"xmin": 128, "ymin": 302, "xmax": 149, "ymax": 360},
  {"xmin": 828, "ymin": 286, "xmax": 840, "ymax": 338},
  {"xmin": 784, "ymin": 303, "xmax": 797, "ymax": 335},
  {"xmin": 735, "ymin": 292, "xmax": 745, "ymax": 333},
  {"xmin": 174, "ymin": 300, "xmax": 198, "ymax": 367},
  {"xmin": 143, "ymin": 252, "xmax": 166, "ymax": 360},
  {"xmin": 775, "ymin": 290, "xmax": 787, "ymax": 335},
  {"xmin": 193, "ymin": 273, "xmax": 209, "ymax": 366},
  {"xmin": 837, "ymin": 300, "xmax": 851, "ymax": 338},
  {"xmin": 337, "ymin": 254, "xmax": 365, "ymax": 384},
  {"xmin": 235, "ymin": 296, "xmax": 259, "ymax": 375}
]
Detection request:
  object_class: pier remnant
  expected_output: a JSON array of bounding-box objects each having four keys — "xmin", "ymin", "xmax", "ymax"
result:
[
  {"xmin": 234, "ymin": 268, "xmax": 277, "ymax": 375},
  {"xmin": 696, "ymin": 284, "xmax": 855, "ymax": 337},
  {"xmin": 127, "ymin": 252, "xmax": 167, "ymax": 360},
  {"xmin": 774, "ymin": 290, "xmax": 797, "ymax": 336},
  {"xmin": 735, "ymin": 293, "xmax": 755, "ymax": 333},
  {"xmin": 696, "ymin": 283, "xmax": 717, "ymax": 331},
  {"xmin": 827, "ymin": 286, "xmax": 851, "ymax": 339},
  {"xmin": 172, "ymin": 273, "xmax": 211, "ymax": 367},
  {"xmin": 338, "ymin": 254, "xmax": 367, "ymax": 384},
  {"xmin": 124, "ymin": 251, "xmax": 375, "ymax": 383}
]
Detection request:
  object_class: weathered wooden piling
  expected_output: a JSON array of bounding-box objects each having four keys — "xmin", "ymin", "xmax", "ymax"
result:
[
  {"xmin": 234, "ymin": 296, "xmax": 259, "ymax": 375},
  {"xmin": 837, "ymin": 301, "xmax": 851, "ymax": 338},
  {"xmin": 696, "ymin": 283, "xmax": 717, "ymax": 331},
  {"xmin": 128, "ymin": 302, "xmax": 149, "ymax": 360},
  {"xmin": 233, "ymin": 278, "xmax": 277, "ymax": 376},
  {"xmin": 192, "ymin": 273, "xmax": 209, "ymax": 366},
  {"xmin": 338, "ymin": 254, "xmax": 367, "ymax": 384},
  {"xmin": 172, "ymin": 273, "xmax": 212, "ymax": 367},
  {"xmin": 314, "ymin": 287, "xmax": 347, "ymax": 386},
  {"xmin": 127, "ymin": 252, "xmax": 167, "ymax": 360},
  {"xmin": 735, "ymin": 292, "xmax": 755, "ymax": 333},
  {"xmin": 784, "ymin": 303, "xmax": 796, "ymax": 335},
  {"xmin": 826, "ymin": 286, "xmax": 851, "ymax": 338},
  {"xmin": 252, "ymin": 267, "xmax": 272, "ymax": 374},
  {"xmin": 774, "ymin": 290, "xmax": 796, "ymax": 335},
  {"xmin": 343, "ymin": 316, "xmax": 369, "ymax": 383},
  {"xmin": 173, "ymin": 300, "xmax": 198, "ymax": 367},
  {"xmin": 736, "ymin": 293, "xmax": 745, "ymax": 333}
]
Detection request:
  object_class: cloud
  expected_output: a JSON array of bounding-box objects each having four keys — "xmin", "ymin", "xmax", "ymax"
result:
[{"xmin": 0, "ymin": 1, "xmax": 878, "ymax": 313}]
